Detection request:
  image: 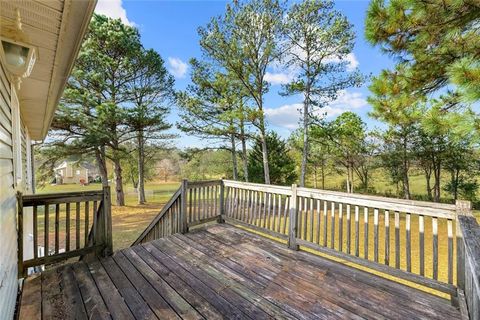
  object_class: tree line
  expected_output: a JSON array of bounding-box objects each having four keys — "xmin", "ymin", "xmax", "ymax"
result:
[{"xmin": 39, "ymin": 0, "xmax": 479, "ymax": 207}]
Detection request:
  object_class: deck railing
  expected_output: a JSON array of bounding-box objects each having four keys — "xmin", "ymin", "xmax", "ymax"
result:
[
  {"xmin": 133, "ymin": 180, "xmax": 223, "ymax": 245},
  {"xmin": 17, "ymin": 186, "xmax": 112, "ymax": 277},
  {"xmin": 457, "ymin": 205, "xmax": 480, "ymax": 320},
  {"xmin": 134, "ymin": 179, "xmax": 480, "ymax": 315}
]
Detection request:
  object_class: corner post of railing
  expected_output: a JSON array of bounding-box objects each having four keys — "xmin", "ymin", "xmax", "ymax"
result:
[
  {"xmin": 102, "ymin": 186, "xmax": 113, "ymax": 256},
  {"xmin": 181, "ymin": 179, "xmax": 188, "ymax": 233},
  {"xmin": 17, "ymin": 191, "xmax": 25, "ymax": 278},
  {"xmin": 288, "ymin": 184, "xmax": 299, "ymax": 250},
  {"xmin": 218, "ymin": 178, "xmax": 225, "ymax": 223},
  {"xmin": 456, "ymin": 199, "xmax": 472, "ymax": 291}
]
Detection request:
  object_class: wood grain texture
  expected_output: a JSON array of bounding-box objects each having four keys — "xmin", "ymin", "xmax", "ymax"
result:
[{"xmin": 20, "ymin": 224, "xmax": 462, "ymax": 320}]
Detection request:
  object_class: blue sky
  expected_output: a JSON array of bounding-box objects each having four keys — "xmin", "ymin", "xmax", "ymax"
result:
[{"xmin": 95, "ymin": 0, "xmax": 395, "ymax": 148}]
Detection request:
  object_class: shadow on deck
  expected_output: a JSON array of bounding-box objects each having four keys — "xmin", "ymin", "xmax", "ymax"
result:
[{"xmin": 19, "ymin": 223, "xmax": 461, "ymax": 319}]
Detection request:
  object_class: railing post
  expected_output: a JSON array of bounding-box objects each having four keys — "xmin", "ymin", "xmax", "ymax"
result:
[
  {"xmin": 218, "ymin": 179, "xmax": 225, "ymax": 223},
  {"xmin": 181, "ymin": 179, "xmax": 188, "ymax": 233},
  {"xmin": 456, "ymin": 199, "xmax": 472, "ymax": 291},
  {"xmin": 288, "ymin": 184, "xmax": 299, "ymax": 250},
  {"xmin": 103, "ymin": 186, "xmax": 112, "ymax": 256},
  {"xmin": 17, "ymin": 191, "xmax": 25, "ymax": 278}
]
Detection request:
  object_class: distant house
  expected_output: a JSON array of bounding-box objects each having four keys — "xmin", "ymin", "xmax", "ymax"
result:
[{"xmin": 54, "ymin": 161, "xmax": 99, "ymax": 185}]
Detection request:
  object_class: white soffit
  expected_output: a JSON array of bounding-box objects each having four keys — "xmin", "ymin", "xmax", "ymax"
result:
[{"xmin": 0, "ymin": 0, "xmax": 97, "ymax": 140}]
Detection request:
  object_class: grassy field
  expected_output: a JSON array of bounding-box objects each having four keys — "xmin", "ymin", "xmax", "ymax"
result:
[{"xmin": 37, "ymin": 181, "xmax": 179, "ymax": 250}]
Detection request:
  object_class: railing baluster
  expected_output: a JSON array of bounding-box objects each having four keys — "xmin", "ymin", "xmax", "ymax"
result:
[
  {"xmin": 270, "ymin": 193, "xmax": 278, "ymax": 231},
  {"xmin": 364, "ymin": 207, "xmax": 369, "ymax": 260},
  {"xmin": 395, "ymin": 211, "xmax": 400, "ymax": 269},
  {"xmin": 406, "ymin": 213, "xmax": 411, "ymax": 272},
  {"xmin": 282, "ymin": 196, "xmax": 289, "ymax": 234},
  {"xmin": 310, "ymin": 198, "xmax": 315, "ymax": 242},
  {"xmin": 55, "ymin": 204, "xmax": 60, "ymax": 254},
  {"xmin": 262, "ymin": 192, "xmax": 268, "ymax": 229},
  {"xmin": 419, "ymin": 215, "xmax": 425, "ymax": 276},
  {"xmin": 432, "ymin": 217, "xmax": 438, "ymax": 280},
  {"xmin": 316, "ymin": 199, "xmax": 321, "ymax": 244},
  {"xmin": 267, "ymin": 193, "xmax": 273, "ymax": 229},
  {"xmin": 33, "ymin": 205, "xmax": 38, "ymax": 259},
  {"xmin": 66, "ymin": 203, "xmax": 70, "ymax": 252},
  {"xmin": 44, "ymin": 205, "xmax": 49, "ymax": 256},
  {"xmin": 298, "ymin": 196, "xmax": 303, "ymax": 238},
  {"xmin": 331, "ymin": 202, "xmax": 335, "ymax": 249},
  {"xmin": 448, "ymin": 218, "xmax": 453, "ymax": 284},
  {"xmin": 323, "ymin": 200, "xmax": 328, "ymax": 247},
  {"xmin": 347, "ymin": 204, "xmax": 351, "ymax": 254},
  {"xmin": 213, "ymin": 186, "xmax": 220, "ymax": 216},
  {"xmin": 385, "ymin": 210, "xmax": 390, "ymax": 266},
  {"xmin": 76, "ymin": 202, "xmax": 80, "ymax": 250},
  {"xmin": 303, "ymin": 197, "xmax": 308, "ymax": 240},
  {"xmin": 202, "ymin": 187, "xmax": 206, "ymax": 220},
  {"xmin": 355, "ymin": 206, "xmax": 359, "ymax": 257},
  {"xmin": 84, "ymin": 201, "xmax": 89, "ymax": 246},
  {"xmin": 374, "ymin": 208, "xmax": 379, "ymax": 263},
  {"xmin": 339, "ymin": 203, "xmax": 343, "ymax": 252}
]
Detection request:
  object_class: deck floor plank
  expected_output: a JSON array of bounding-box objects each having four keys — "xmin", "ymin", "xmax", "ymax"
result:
[
  {"xmin": 163, "ymin": 236, "xmax": 300, "ymax": 319},
  {"xmin": 198, "ymin": 226, "xmax": 451, "ymax": 320},
  {"xmin": 171, "ymin": 233, "xmax": 345, "ymax": 320},
  {"xmin": 72, "ymin": 262, "xmax": 111, "ymax": 320},
  {"xmin": 99, "ymin": 257, "xmax": 158, "ymax": 320},
  {"xmin": 183, "ymin": 230, "xmax": 400, "ymax": 319},
  {"xmin": 86, "ymin": 259, "xmax": 136, "ymax": 320},
  {"xmin": 132, "ymin": 245, "xmax": 224, "ymax": 320},
  {"xmin": 112, "ymin": 251, "xmax": 181, "ymax": 320},
  {"xmin": 214, "ymin": 224, "xmax": 462, "ymax": 319},
  {"xmin": 141, "ymin": 242, "xmax": 249, "ymax": 319},
  {"xmin": 18, "ymin": 274, "xmax": 42, "ymax": 320},
  {"xmin": 20, "ymin": 223, "xmax": 462, "ymax": 320}
]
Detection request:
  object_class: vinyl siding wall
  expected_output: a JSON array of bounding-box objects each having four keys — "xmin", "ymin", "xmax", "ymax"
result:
[{"xmin": 0, "ymin": 61, "xmax": 34, "ymax": 319}]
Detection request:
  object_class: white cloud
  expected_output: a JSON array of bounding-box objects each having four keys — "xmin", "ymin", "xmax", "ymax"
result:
[
  {"xmin": 325, "ymin": 53, "xmax": 359, "ymax": 72},
  {"xmin": 265, "ymin": 103, "xmax": 303, "ymax": 129},
  {"xmin": 264, "ymin": 72, "xmax": 292, "ymax": 85},
  {"xmin": 168, "ymin": 57, "xmax": 188, "ymax": 79},
  {"xmin": 95, "ymin": 0, "xmax": 135, "ymax": 26},
  {"xmin": 264, "ymin": 90, "xmax": 368, "ymax": 130},
  {"xmin": 345, "ymin": 53, "xmax": 359, "ymax": 71}
]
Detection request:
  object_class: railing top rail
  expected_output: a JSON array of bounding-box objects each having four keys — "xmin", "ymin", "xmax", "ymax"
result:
[
  {"xmin": 297, "ymin": 187, "xmax": 456, "ymax": 219},
  {"xmin": 223, "ymin": 180, "xmax": 291, "ymax": 195},
  {"xmin": 298, "ymin": 186, "xmax": 456, "ymax": 210},
  {"xmin": 22, "ymin": 190, "xmax": 104, "ymax": 206},
  {"xmin": 188, "ymin": 180, "xmax": 222, "ymax": 188},
  {"xmin": 223, "ymin": 180, "xmax": 456, "ymax": 218}
]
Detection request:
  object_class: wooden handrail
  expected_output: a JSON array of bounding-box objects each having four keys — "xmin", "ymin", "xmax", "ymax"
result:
[
  {"xmin": 132, "ymin": 187, "xmax": 182, "ymax": 245},
  {"xmin": 17, "ymin": 187, "xmax": 112, "ymax": 278},
  {"xmin": 457, "ymin": 204, "xmax": 480, "ymax": 319},
  {"xmin": 133, "ymin": 180, "xmax": 224, "ymax": 245}
]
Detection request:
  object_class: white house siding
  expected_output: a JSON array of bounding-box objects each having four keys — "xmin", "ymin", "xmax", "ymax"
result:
[{"xmin": 0, "ymin": 61, "xmax": 17, "ymax": 320}]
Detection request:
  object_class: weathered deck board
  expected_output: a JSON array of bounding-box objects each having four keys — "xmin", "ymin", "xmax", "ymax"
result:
[{"xmin": 20, "ymin": 224, "xmax": 461, "ymax": 320}]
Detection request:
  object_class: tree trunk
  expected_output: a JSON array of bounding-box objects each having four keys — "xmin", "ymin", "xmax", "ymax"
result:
[
  {"xmin": 230, "ymin": 134, "xmax": 238, "ymax": 180},
  {"xmin": 433, "ymin": 159, "xmax": 441, "ymax": 202},
  {"xmin": 402, "ymin": 138, "xmax": 411, "ymax": 199},
  {"xmin": 113, "ymin": 157, "xmax": 125, "ymax": 206},
  {"xmin": 137, "ymin": 131, "xmax": 146, "ymax": 205},
  {"xmin": 346, "ymin": 165, "xmax": 351, "ymax": 193},
  {"xmin": 321, "ymin": 158, "xmax": 325, "ymax": 189},
  {"xmin": 95, "ymin": 146, "xmax": 108, "ymax": 187},
  {"xmin": 425, "ymin": 167, "xmax": 433, "ymax": 201},
  {"xmin": 240, "ymin": 118, "xmax": 249, "ymax": 182},
  {"xmin": 313, "ymin": 164, "xmax": 317, "ymax": 189},
  {"xmin": 257, "ymin": 104, "xmax": 270, "ymax": 184},
  {"xmin": 300, "ymin": 99, "xmax": 309, "ymax": 187}
]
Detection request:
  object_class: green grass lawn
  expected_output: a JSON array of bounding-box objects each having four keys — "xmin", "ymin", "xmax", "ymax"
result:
[{"xmin": 37, "ymin": 181, "xmax": 180, "ymax": 250}]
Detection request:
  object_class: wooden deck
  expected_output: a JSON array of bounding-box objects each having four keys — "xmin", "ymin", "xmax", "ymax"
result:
[{"xmin": 19, "ymin": 223, "xmax": 462, "ymax": 320}]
